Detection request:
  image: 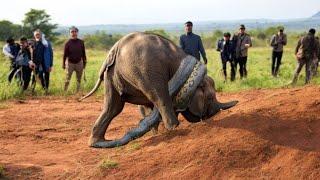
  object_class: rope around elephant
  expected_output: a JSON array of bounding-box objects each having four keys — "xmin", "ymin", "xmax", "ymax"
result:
[{"xmin": 93, "ymin": 56, "xmax": 207, "ymax": 148}]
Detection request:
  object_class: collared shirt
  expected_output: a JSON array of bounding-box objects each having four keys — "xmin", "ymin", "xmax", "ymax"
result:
[
  {"xmin": 295, "ymin": 33, "xmax": 320, "ymax": 59},
  {"xmin": 270, "ymin": 33, "xmax": 287, "ymax": 52},
  {"xmin": 179, "ymin": 32, "xmax": 206, "ymax": 60},
  {"xmin": 233, "ymin": 33, "xmax": 252, "ymax": 58}
]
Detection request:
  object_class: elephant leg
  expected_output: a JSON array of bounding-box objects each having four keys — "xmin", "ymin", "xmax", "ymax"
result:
[
  {"xmin": 139, "ymin": 105, "xmax": 160, "ymax": 134},
  {"xmin": 89, "ymin": 81, "xmax": 124, "ymax": 147},
  {"xmin": 139, "ymin": 82, "xmax": 179, "ymax": 130}
]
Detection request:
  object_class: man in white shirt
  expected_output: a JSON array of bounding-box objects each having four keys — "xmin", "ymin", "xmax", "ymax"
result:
[{"xmin": 2, "ymin": 37, "xmax": 21, "ymax": 82}]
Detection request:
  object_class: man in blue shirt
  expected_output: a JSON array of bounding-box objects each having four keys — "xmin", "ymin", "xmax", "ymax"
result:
[{"xmin": 179, "ymin": 21, "xmax": 207, "ymax": 64}]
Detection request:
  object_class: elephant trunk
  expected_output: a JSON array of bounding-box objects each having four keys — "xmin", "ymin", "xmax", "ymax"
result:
[{"xmin": 219, "ymin": 100, "xmax": 239, "ymax": 110}]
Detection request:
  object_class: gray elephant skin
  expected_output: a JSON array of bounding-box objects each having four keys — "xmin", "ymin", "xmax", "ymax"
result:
[{"xmin": 80, "ymin": 32, "xmax": 238, "ymax": 147}]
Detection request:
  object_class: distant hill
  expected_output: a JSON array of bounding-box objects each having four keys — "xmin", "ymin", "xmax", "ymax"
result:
[
  {"xmin": 311, "ymin": 11, "xmax": 320, "ymax": 18},
  {"xmin": 56, "ymin": 17, "xmax": 320, "ymax": 35}
]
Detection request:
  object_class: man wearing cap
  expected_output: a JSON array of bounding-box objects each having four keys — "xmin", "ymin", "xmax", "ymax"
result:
[
  {"xmin": 63, "ymin": 26, "xmax": 87, "ymax": 92},
  {"xmin": 233, "ymin": 24, "xmax": 252, "ymax": 79},
  {"xmin": 292, "ymin": 28, "xmax": 320, "ymax": 85},
  {"xmin": 270, "ymin": 27, "xmax": 287, "ymax": 77},
  {"xmin": 179, "ymin": 21, "xmax": 207, "ymax": 64}
]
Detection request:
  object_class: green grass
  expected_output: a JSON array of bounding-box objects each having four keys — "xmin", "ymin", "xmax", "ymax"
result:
[
  {"xmin": 0, "ymin": 164, "xmax": 5, "ymax": 177},
  {"xmin": 0, "ymin": 44, "xmax": 319, "ymax": 101},
  {"xmin": 127, "ymin": 141, "xmax": 141, "ymax": 152},
  {"xmin": 99, "ymin": 158, "xmax": 118, "ymax": 169},
  {"xmin": 207, "ymin": 47, "xmax": 320, "ymax": 92}
]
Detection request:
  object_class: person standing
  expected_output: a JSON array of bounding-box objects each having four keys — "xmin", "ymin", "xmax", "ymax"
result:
[
  {"xmin": 270, "ymin": 27, "xmax": 287, "ymax": 77},
  {"xmin": 31, "ymin": 29, "xmax": 53, "ymax": 92},
  {"xmin": 179, "ymin": 21, "xmax": 207, "ymax": 64},
  {"xmin": 291, "ymin": 28, "xmax": 320, "ymax": 85},
  {"xmin": 216, "ymin": 32, "xmax": 236, "ymax": 82},
  {"xmin": 312, "ymin": 36, "xmax": 320, "ymax": 76},
  {"xmin": 15, "ymin": 37, "xmax": 32, "ymax": 90},
  {"xmin": 63, "ymin": 26, "xmax": 87, "ymax": 92},
  {"xmin": 233, "ymin": 24, "xmax": 252, "ymax": 79},
  {"xmin": 2, "ymin": 37, "xmax": 20, "ymax": 82}
]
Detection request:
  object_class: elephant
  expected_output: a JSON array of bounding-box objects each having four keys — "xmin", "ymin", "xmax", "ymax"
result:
[{"xmin": 80, "ymin": 32, "xmax": 238, "ymax": 148}]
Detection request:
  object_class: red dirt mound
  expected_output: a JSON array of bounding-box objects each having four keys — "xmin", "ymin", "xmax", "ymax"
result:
[{"xmin": 1, "ymin": 86, "xmax": 320, "ymax": 179}]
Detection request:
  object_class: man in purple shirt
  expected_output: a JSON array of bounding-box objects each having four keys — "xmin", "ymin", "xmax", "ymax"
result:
[{"xmin": 63, "ymin": 26, "xmax": 87, "ymax": 92}]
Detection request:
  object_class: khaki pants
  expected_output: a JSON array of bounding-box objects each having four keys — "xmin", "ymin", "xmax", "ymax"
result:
[
  {"xmin": 292, "ymin": 58, "xmax": 312, "ymax": 85},
  {"xmin": 64, "ymin": 60, "xmax": 84, "ymax": 91}
]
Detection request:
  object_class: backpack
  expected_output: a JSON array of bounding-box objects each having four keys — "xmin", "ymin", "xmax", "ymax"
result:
[{"xmin": 16, "ymin": 50, "xmax": 30, "ymax": 66}]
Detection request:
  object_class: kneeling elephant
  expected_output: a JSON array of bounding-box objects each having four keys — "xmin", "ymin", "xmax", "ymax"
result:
[{"xmin": 80, "ymin": 32, "xmax": 238, "ymax": 148}]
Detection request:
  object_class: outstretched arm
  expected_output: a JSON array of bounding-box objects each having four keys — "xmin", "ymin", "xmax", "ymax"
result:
[
  {"xmin": 63, "ymin": 42, "xmax": 68, "ymax": 69},
  {"xmin": 295, "ymin": 38, "xmax": 302, "ymax": 54},
  {"xmin": 179, "ymin": 36, "xmax": 185, "ymax": 50},
  {"xmin": 82, "ymin": 41, "xmax": 87, "ymax": 68},
  {"xmin": 199, "ymin": 38, "xmax": 207, "ymax": 64}
]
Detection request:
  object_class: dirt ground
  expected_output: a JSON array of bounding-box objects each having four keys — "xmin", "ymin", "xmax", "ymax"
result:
[{"xmin": 1, "ymin": 86, "xmax": 320, "ymax": 179}]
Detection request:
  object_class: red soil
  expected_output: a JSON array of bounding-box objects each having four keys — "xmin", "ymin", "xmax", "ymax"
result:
[{"xmin": 1, "ymin": 86, "xmax": 320, "ymax": 179}]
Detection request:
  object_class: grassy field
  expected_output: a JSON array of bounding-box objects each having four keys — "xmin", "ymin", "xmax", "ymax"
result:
[{"xmin": 0, "ymin": 44, "xmax": 319, "ymax": 101}]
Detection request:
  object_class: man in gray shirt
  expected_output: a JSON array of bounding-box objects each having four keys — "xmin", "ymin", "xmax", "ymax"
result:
[
  {"xmin": 232, "ymin": 24, "xmax": 252, "ymax": 79},
  {"xmin": 270, "ymin": 27, "xmax": 287, "ymax": 77},
  {"xmin": 179, "ymin": 21, "xmax": 207, "ymax": 64}
]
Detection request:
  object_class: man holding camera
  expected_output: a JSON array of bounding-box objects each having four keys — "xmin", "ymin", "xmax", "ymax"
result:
[
  {"xmin": 216, "ymin": 32, "xmax": 236, "ymax": 82},
  {"xmin": 270, "ymin": 27, "xmax": 287, "ymax": 77}
]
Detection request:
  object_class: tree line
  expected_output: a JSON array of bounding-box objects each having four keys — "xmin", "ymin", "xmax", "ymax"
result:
[
  {"xmin": 0, "ymin": 9, "xmax": 315, "ymax": 50},
  {"xmin": 0, "ymin": 9, "xmax": 58, "ymax": 41}
]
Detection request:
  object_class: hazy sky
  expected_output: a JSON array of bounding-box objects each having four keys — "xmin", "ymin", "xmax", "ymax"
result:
[{"xmin": 1, "ymin": 0, "xmax": 319, "ymax": 25}]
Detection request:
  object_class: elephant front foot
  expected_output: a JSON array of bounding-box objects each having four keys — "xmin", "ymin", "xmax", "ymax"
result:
[
  {"xmin": 88, "ymin": 135, "xmax": 105, "ymax": 147},
  {"xmin": 164, "ymin": 118, "xmax": 180, "ymax": 130}
]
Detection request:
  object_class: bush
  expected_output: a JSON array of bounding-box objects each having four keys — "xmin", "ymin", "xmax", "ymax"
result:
[
  {"xmin": 145, "ymin": 29, "xmax": 171, "ymax": 39},
  {"xmin": 0, "ymin": 164, "xmax": 5, "ymax": 177},
  {"xmin": 83, "ymin": 31, "xmax": 122, "ymax": 50},
  {"xmin": 99, "ymin": 158, "xmax": 118, "ymax": 169}
]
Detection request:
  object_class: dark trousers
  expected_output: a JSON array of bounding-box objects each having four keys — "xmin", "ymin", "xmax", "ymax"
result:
[
  {"xmin": 8, "ymin": 63, "xmax": 20, "ymax": 82},
  {"xmin": 292, "ymin": 58, "xmax": 312, "ymax": 84},
  {"xmin": 221, "ymin": 59, "xmax": 236, "ymax": 81},
  {"xmin": 33, "ymin": 69, "xmax": 50, "ymax": 90},
  {"xmin": 272, "ymin": 51, "xmax": 283, "ymax": 76},
  {"xmin": 235, "ymin": 56, "xmax": 248, "ymax": 79},
  {"xmin": 21, "ymin": 66, "xmax": 32, "ymax": 90}
]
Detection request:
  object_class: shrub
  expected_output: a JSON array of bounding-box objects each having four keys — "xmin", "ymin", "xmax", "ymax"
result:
[{"xmin": 99, "ymin": 158, "xmax": 118, "ymax": 169}]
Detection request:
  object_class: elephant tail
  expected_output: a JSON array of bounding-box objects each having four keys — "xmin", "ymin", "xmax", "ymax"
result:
[
  {"xmin": 79, "ymin": 42, "xmax": 119, "ymax": 101},
  {"xmin": 219, "ymin": 100, "xmax": 239, "ymax": 110}
]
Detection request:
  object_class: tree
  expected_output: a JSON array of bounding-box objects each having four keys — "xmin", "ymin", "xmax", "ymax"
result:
[
  {"xmin": 0, "ymin": 20, "xmax": 22, "ymax": 41},
  {"xmin": 22, "ymin": 9, "xmax": 58, "ymax": 41}
]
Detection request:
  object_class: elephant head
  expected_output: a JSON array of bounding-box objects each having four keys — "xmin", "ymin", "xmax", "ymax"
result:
[{"xmin": 181, "ymin": 76, "xmax": 238, "ymax": 122}]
